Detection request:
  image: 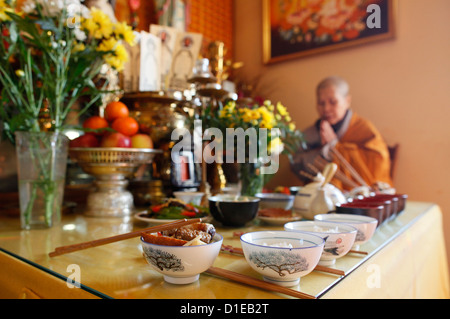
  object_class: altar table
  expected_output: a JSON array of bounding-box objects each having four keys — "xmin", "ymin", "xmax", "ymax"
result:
[{"xmin": 0, "ymin": 201, "xmax": 448, "ymax": 299}]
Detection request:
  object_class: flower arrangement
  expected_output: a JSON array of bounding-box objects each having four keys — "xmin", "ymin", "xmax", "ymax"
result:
[
  {"xmin": 0, "ymin": 0, "xmax": 136, "ymax": 229},
  {"xmin": 203, "ymin": 99, "xmax": 305, "ymax": 161},
  {"xmin": 201, "ymin": 99, "xmax": 305, "ymax": 195},
  {"xmin": 0, "ymin": 0, "xmax": 136, "ymax": 140}
]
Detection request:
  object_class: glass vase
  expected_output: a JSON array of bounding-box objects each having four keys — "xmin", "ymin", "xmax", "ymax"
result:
[
  {"xmin": 239, "ymin": 161, "xmax": 263, "ymax": 197},
  {"xmin": 15, "ymin": 132, "xmax": 69, "ymax": 230}
]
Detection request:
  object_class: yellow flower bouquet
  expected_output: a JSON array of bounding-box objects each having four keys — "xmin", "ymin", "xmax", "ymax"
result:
[
  {"xmin": 201, "ymin": 99, "xmax": 305, "ymax": 195},
  {"xmin": 0, "ymin": 0, "xmax": 135, "ymax": 138},
  {"xmin": 0, "ymin": 0, "xmax": 136, "ymax": 229}
]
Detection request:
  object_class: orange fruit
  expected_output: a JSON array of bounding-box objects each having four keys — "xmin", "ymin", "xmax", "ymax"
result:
[
  {"xmin": 111, "ymin": 116, "xmax": 139, "ymax": 136},
  {"xmin": 83, "ymin": 116, "xmax": 109, "ymax": 135},
  {"xmin": 104, "ymin": 101, "xmax": 129, "ymax": 122}
]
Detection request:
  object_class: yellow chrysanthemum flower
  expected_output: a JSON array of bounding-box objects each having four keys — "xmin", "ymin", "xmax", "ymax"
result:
[
  {"xmin": 269, "ymin": 137, "xmax": 284, "ymax": 155},
  {"xmin": 289, "ymin": 123, "xmax": 296, "ymax": 131},
  {"xmin": 114, "ymin": 21, "xmax": 136, "ymax": 45},
  {"xmin": 0, "ymin": 0, "xmax": 14, "ymax": 21},
  {"xmin": 239, "ymin": 108, "xmax": 260, "ymax": 124},
  {"xmin": 277, "ymin": 102, "xmax": 288, "ymax": 117},
  {"xmin": 72, "ymin": 42, "xmax": 86, "ymax": 53},
  {"xmin": 97, "ymin": 38, "xmax": 128, "ymax": 71},
  {"xmin": 219, "ymin": 108, "xmax": 231, "ymax": 119},
  {"xmin": 97, "ymin": 37, "xmax": 117, "ymax": 52},
  {"xmin": 257, "ymin": 106, "xmax": 275, "ymax": 129},
  {"xmin": 82, "ymin": 8, "xmax": 113, "ymax": 39},
  {"xmin": 219, "ymin": 101, "xmax": 236, "ymax": 119}
]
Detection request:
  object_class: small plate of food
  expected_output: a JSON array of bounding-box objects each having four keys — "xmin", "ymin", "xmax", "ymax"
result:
[
  {"xmin": 135, "ymin": 198, "xmax": 212, "ymax": 225},
  {"xmin": 257, "ymin": 208, "xmax": 302, "ymax": 226}
]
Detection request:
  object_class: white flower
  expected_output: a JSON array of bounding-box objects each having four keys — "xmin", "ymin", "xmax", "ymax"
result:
[
  {"xmin": 269, "ymin": 137, "xmax": 284, "ymax": 155},
  {"xmin": 32, "ymin": 0, "xmax": 87, "ymax": 17},
  {"xmin": 67, "ymin": 1, "xmax": 90, "ymax": 19},
  {"xmin": 21, "ymin": 0, "xmax": 36, "ymax": 14},
  {"xmin": 74, "ymin": 28, "xmax": 86, "ymax": 41}
]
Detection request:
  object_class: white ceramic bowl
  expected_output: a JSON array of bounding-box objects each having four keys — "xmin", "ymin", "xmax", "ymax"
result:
[
  {"xmin": 314, "ymin": 214, "xmax": 378, "ymax": 249},
  {"xmin": 141, "ymin": 233, "xmax": 223, "ymax": 284},
  {"xmin": 240, "ymin": 231, "xmax": 324, "ymax": 287},
  {"xmin": 284, "ymin": 221, "xmax": 357, "ymax": 266},
  {"xmin": 255, "ymin": 193, "xmax": 295, "ymax": 210},
  {"xmin": 173, "ymin": 191, "xmax": 205, "ymax": 206}
]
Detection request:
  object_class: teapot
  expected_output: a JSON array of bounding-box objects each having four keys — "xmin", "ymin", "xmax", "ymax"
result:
[{"xmin": 293, "ymin": 163, "xmax": 347, "ymax": 220}]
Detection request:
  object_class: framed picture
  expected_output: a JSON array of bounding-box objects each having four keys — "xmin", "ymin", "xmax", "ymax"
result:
[
  {"xmin": 263, "ymin": 0, "xmax": 396, "ymax": 64},
  {"xmin": 171, "ymin": 151, "xmax": 199, "ymax": 188}
]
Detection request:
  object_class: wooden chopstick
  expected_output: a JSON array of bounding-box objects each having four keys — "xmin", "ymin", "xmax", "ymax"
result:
[
  {"xmin": 299, "ymin": 170, "xmax": 316, "ymax": 181},
  {"xmin": 221, "ymin": 244, "xmax": 244, "ymax": 255},
  {"xmin": 49, "ymin": 218, "xmax": 203, "ymax": 257},
  {"xmin": 314, "ymin": 156, "xmax": 360, "ymax": 189},
  {"xmin": 349, "ymin": 249, "xmax": 369, "ymax": 256},
  {"xmin": 313, "ymin": 265, "xmax": 345, "ymax": 276},
  {"xmin": 206, "ymin": 267, "xmax": 317, "ymax": 299},
  {"xmin": 220, "ymin": 245, "xmax": 345, "ymax": 276},
  {"xmin": 330, "ymin": 148, "xmax": 368, "ymax": 187}
]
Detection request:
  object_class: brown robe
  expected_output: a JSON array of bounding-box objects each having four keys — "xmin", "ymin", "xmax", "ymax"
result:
[{"xmin": 291, "ymin": 110, "xmax": 393, "ymax": 190}]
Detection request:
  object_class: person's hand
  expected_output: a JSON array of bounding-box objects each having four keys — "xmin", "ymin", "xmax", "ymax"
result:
[{"xmin": 320, "ymin": 120, "xmax": 337, "ymax": 145}]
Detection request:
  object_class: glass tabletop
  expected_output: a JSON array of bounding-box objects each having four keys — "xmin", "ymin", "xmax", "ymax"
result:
[{"xmin": 0, "ymin": 201, "xmax": 435, "ymax": 299}]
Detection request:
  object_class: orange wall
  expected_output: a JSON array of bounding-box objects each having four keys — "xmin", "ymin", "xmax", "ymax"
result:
[{"xmin": 233, "ymin": 0, "xmax": 450, "ymax": 260}]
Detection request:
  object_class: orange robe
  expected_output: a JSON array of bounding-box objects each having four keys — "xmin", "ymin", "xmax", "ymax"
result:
[{"xmin": 291, "ymin": 110, "xmax": 393, "ymax": 190}]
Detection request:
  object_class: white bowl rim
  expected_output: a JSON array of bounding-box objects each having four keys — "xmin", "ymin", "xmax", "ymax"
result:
[
  {"xmin": 141, "ymin": 233, "xmax": 223, "ymax": 248},
  {"xmin": 209, "ymin": 195, "xmax": 260, "ymax": 203},
  {"xmin": 255, "ymin": 193, "xmax": 295, "ymax": 200},
  {"xmin": 240, "ymin": 231, "xmax": 325, "ymax": 250},
  {"xmin": 284, "ymin": 221, "xmax": 358, "ymax": 235},
  {"xmin": 314, "ymin": 213, "xmax": 378, "ymax": 224}
]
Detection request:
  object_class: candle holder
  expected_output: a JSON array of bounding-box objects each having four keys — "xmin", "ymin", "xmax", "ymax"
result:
[{"xmin": 69, "ymin": 147, "xmax": 162, "ymax": 217}]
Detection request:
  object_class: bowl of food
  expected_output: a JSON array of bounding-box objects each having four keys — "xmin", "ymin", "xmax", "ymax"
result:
[
  {"xmin": 255, "ymin": 193, "xmax": 295, "ymax": 210},
  {"xmin": 284, "ymin": 221, "xmax": 357, "ymax": 266},
  {"xmin": 208, "ymin": 195, "xmax": 260, "ymax": 227},
  {"xmin": 240, "ymin": 231, "xmax": 324, "ymax": 287},
  {"xmin": 141, "ymin": 222, "xmax": 223, "ymax": 284},
  {"xmin": 173, "ymin": 191, "xmax": 205, "ymax": 206},
  {"xmin": 314, "ymin": 214, "xmax": 378, "ymax": 249}
]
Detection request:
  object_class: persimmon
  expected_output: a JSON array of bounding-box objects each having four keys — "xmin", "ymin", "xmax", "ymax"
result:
[
  {"xmin": 83, "ymin": 116, "xmax": 109, "ymax": 135},
  {"xmin": 111, "ymin": 116, "xmax": 139, "ymax": 136},
  {"xmin": 104, "ymin": 101, "xmax": 129, "ymax": 122}
]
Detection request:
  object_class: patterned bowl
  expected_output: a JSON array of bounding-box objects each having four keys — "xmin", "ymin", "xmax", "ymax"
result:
[
  {"xmin": 284, "ymin": 221, "xmax": 357, "ymax": 266},
  {"xmin": 141, "ymin": 233, "xmax": 223, "ymax": 285},
  {"xmin": 314, "ymin": 214, "xmax": 378, "ymax": 249},
  {"xmin": 240, "ymin": 231, "xmax": 324, "ymax": 287}
]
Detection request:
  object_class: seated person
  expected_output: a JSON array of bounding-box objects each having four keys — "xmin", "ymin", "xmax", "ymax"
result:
[{"xmin": 290, "ymin": 76, "xmax": 393, "ymax": 190}]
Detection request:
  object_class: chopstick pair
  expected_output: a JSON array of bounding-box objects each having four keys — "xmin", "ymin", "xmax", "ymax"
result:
[
  {"xmin": 48, "ymin": 218, "xmax": 203, "ymax": 257},
  {"xmin": 329, "ymin": 147, "xmax": 369, "ymax": 187},
  {"xmin": 312, "ymin": 157, "xmax": 360, "ymax": 189},
  {"xmin": 206, "ymin": 267, "xmax": 317, "ymax": 299}
]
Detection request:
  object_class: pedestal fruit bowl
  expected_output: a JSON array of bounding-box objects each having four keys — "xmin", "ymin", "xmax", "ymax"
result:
[{"xmin": 69, "ymin": 147, "xmax": 162, "ymax": 217}]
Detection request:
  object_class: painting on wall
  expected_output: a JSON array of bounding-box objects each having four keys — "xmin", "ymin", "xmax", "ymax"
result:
[{"xmin": 263, "ymin": 0, "xmax": 396, "ymax": 64}]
